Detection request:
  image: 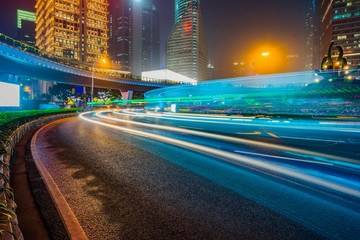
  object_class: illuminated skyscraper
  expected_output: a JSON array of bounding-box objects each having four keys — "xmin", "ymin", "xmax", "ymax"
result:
[
  {"xmin": 35, "ymin": 0, "xmax": 109, "ymax": 63},
  {"xmin": 304, "ymin": 0, "xmax": 321, "ymax": 70},
  {"xmin": 141, "ymin": 0, "xmax": 160, "ymax": 72},
  {"xmin": 109, "ymin": 0, "xmax": 159, "ymax": 75},
  {"xmin": 166, "ymin": 0, "xmax": 208, "ymax": 81},
  {"xmin": 109, "ymin": 0, "xmax": 131, "ymax": 71},
  {"xmin": 321, "ymin": 0, "xmax": 360, "ymax": 68},
  {"xmin": 17, "ymin": 9, "xmax": 36, "ymax": 46}
]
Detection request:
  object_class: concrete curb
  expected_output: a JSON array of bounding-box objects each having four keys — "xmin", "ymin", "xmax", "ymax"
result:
[
  {"xmin": 1, "ymin": 112, "xmax": 78, "ymax": 240},
  {"xmin": 31, "ymin": 119, "xmax": 88, "ymax": 240}
]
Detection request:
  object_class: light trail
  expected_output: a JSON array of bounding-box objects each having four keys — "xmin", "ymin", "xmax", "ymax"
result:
[
  {"xmin": 100, "ymin": 111, "xmax": 360, "ymax": 168},
  {"xmin": 234, "ymin": 150, "xmax": 333, "ymax": 166},
  {"xmin": 115, "ymin": 110, "xmax": 360, "ymax": 133},
  {"xmin": 80, "ymin": 112, "xmax": 360, "ymax": 200}
]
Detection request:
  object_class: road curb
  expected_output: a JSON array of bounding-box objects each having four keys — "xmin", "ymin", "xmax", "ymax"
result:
[{"xmin": 31, "ymin": 119, "xmax": 88, "ymax": 240}]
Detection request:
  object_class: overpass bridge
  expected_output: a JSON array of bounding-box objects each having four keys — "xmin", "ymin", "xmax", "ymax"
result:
[{"xmin": 0, "ymin": 33, "xmax": 178, "ymax": 92}]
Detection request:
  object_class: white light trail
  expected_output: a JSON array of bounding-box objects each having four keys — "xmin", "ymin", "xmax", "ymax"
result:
[
  {"xmin": 80, "ymin": 112, "xmax": 360, "ymax": 199},
  {"xmin": 98, "ymin": 111, "xmax": 358, "ymax": 167},
  {"xmin": 116, "ymin": 110, "xmax": 360, "ymax": 133}
]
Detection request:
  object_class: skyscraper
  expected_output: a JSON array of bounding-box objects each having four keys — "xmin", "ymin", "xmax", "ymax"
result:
[
  {"xmin": 109, "ymin": 0, "xmax": 160, "ymax": 75},
  {"xmin": 166, "ymin": 0, "xmax": 208, "ymax": 81},
  {"xmin": 109, "ymin": 0, "xmax": 131, "ymax": 71},
  {"xmin": 321, "ymin": 0, "xmax": 360, "ymax": 68},
  {"xmin": 304, "ymin": 0, "xmax": 315, "ymax": 70},
  {"xmin": 17, "ymin": 9, "xmax": 36, "ymax": 46},
  {"xmin": 141, "ymin": 0, "xmax": 160, "ymax": 72},
  {"xmin": 35, "ymin": 0, "xmax": 109, "ymax": 63},
  {"xmin": 304, "ymin": 0, "xmax": 322, "ymax": 70}
]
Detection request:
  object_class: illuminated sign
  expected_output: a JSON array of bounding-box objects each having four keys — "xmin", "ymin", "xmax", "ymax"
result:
[{"xmin": 0, "ymin": 82, "xmax": 20, "ymax": 107}]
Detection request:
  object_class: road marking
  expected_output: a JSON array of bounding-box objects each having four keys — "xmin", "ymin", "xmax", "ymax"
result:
[
  {"xmin": 236, "ymin": 131, "xmax": 262, "ymax": 135},
  {"xmin": 266, "ymin": 132, "xmax": 280, "ymax": 138}
]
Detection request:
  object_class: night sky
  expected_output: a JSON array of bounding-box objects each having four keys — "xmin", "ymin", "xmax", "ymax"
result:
[{"xmin": 0, "ymin": 0, "xmax": 305, "ymax": 79}]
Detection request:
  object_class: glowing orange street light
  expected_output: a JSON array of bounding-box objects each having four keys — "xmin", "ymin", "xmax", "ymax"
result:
[
  {"xmin": 262, "ymin": 52, "xmax": 270, "ymax": 57},
  {"xmin": 91, "ymin": 58, "xmax": 107, "ymax": 108},
  {"xmin": 24, "ymin": 86, "xmax": 31, "ymax": 92}
]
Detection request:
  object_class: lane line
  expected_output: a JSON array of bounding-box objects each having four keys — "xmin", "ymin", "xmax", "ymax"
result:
[
  {"xmin": 266, "ymin": 132, "xmax": 280, "ymax": 138},
  {"xmin": 236, "ymin": 131, "xmax": 262, "ymax": 135}
]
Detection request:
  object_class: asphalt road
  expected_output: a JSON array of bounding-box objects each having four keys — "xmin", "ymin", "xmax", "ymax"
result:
[{"xmin": 32, "ymin": 112, "xmax": 360, "ymax": 239}]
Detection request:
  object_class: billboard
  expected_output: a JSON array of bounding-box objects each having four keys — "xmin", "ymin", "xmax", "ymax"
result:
[{"xmin": 0, "ymin": 82, "xmax": 20, "ymax": 107}]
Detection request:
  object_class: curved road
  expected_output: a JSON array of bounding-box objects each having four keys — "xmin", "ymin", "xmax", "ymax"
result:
[{"xmin": 32, "ymin": 111, "xmax": 360, "ymax": 240}]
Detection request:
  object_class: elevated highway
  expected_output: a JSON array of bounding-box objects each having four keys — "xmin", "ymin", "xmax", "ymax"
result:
[{"xmin": 0, "ymin": 34, "xmax": 175, "ymax": 92}]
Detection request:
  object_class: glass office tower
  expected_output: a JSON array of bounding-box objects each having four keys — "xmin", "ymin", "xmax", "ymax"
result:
[
  {"xmin": 166, "ymin": 0, "xmax": 208, "ymax": 81},
  {"xmin": 109, "ymin": 0, "xmax": 131, "ymax": 71},
  {"xmin": 109, "ymin": 0, "xmax": 160, "ymax": 74}
]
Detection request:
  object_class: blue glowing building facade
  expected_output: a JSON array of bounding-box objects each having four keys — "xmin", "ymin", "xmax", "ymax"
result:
[{"xmin": 166, "ymin": 0, "xmax": 208, "ymax": 81}]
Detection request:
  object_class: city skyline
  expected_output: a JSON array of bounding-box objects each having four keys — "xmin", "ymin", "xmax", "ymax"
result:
[
  {"xmin": 0, "ymin": 0, "xmax": 305, "ymax": 78},
  {"xmin": 1, "ymin": 2, "xmax": 360, "ymax": 239}
]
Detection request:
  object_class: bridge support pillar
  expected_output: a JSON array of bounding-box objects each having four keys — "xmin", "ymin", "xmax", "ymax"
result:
[{"xmin": 121, "ymin": 90, "xmax": 133, "ymax": 102}]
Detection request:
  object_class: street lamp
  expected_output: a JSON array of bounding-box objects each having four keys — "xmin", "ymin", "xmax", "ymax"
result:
[{"xmin": 91, "ymin": 58, "xmax": 106, "ymax": 109}]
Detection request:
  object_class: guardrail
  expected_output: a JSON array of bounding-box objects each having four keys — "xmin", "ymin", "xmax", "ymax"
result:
[{"xmin": 0, "ymin": 113, "xmax": 78, "ymax": 240}]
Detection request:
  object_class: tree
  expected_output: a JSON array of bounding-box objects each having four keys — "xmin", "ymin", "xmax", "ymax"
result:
[{"xmin": 49, "ymin": 83, "xmax": 74, "ymax": 102}]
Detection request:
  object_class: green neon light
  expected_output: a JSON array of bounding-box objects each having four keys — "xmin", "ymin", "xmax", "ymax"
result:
[
  {"xmin": 87, "ymin": 86, "xmax": 360, "ymax": 105},
  {"xmin": 17, "ymin": 9, "xmax": 36, "ymax": 29}
]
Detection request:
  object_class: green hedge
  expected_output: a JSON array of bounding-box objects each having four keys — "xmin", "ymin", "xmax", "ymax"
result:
[{"xmin": 0, "ymin": 108, "xmax": 81, "ymax": 154}]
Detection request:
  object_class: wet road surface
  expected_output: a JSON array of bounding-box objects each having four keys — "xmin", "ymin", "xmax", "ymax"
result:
[{"xmin": 33, "ymin": 117, "xmax": 327, "ymax": 240}]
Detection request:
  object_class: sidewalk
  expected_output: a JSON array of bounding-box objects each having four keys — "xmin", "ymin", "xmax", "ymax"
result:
[{"xmin": 10, "ymin": 128, "xmax": 69, "ymax": 240}]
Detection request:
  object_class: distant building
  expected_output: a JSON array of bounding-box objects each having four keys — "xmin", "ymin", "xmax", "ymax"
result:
[
  {"xmin": 313, "ymin": 0, "xmax": 322, "ymax": 70},
  {"xmin": 207, "ymin": 63, "xmax": 215, "ymax": 80},
  {"xmin": 166, "ymin": 0, "xmax": 208, "ymax": 81},
  {"xmin": 109, "ymin": 0, "xmax": 131, "ymax": 71},
  {"xmin": 35, "ymin": 0, "xmax": 109, "ymax": 63},
  {"xmin": 109, "ymin": 0, "xmax": 160, "ymax": 75},
  {"xmin": 286, "ymin": 54, "xmax": 300, "ymax": 72},
  {"xmin": 17, "ymin": 9, "xmax": 36, "ymax": 46},
  {"xmin": 304, "ymin": 0, "xmax": 322, "ymax": 70},
  {"xmin": 141, "ymin": 0, "xmax": 160, "ymax": 73},
  {"xmin": 321, "ymin": 0, "xmax": 360, "ymax": 68}
]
